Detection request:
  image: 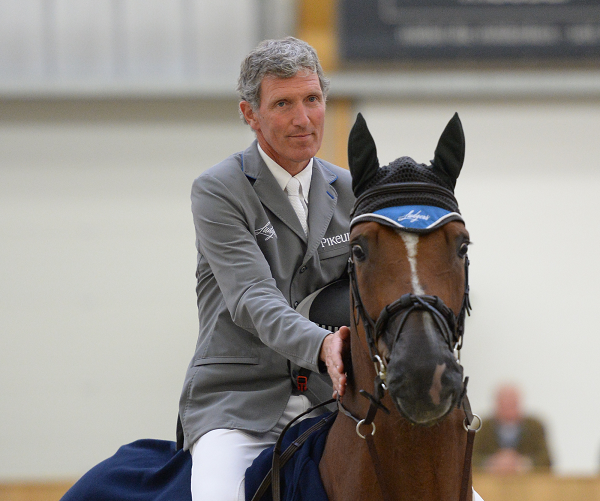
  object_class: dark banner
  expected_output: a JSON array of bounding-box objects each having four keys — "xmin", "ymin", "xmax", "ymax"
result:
[{"xmin": 340, "ymin": 0, "xmax": 600, "ymax": 61}]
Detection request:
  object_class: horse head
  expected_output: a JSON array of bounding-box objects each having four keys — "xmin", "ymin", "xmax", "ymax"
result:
[{"xmin": 347, "ymin": 113, "xmax": 470, "ymax": 426}]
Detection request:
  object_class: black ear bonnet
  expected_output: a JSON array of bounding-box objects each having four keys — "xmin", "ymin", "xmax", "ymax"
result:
[{"xmin": 348, "ymin": 113, "xmax": 466, "ymax": 232}]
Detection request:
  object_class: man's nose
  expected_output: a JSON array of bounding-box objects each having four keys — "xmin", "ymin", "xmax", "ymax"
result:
[{"xmin": 291, "ymin": 104, "xmax": 310, "ymax": 127}]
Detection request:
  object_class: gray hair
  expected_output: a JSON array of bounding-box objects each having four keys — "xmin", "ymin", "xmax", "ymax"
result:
[{"xmin": 237, "ymin": 37, "xmax": 330, "ymax": 116}]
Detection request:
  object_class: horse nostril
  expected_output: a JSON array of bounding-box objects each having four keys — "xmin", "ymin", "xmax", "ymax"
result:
[{"xmin": 428, "ymin": 363, "xmax": 446, "ymax": 406}]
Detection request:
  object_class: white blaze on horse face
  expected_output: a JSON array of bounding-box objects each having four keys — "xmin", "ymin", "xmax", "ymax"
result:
[
  {"xmin": 399, "ymin": 232, "xmax": 425, "ymax": 294},
  {"xmin": 400, "ymin": 231, "xmax": 437, "ymax": 342}
]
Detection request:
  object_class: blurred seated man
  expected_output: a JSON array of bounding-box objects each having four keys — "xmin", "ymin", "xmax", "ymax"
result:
[{"xmin": 473, "ymin": 384, "xmax": 552, "ymax": 474}]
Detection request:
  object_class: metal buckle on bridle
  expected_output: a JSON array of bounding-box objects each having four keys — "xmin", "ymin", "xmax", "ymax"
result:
[
  {"xmin": 463, "ymin": 413, "xmax": 483, "ymax": 432},
  {"xmin": 336, "ymin": 391, "xmax": 389, "ymax": 440},
  {"xmin": 454, "ymin": 335, "xmax": 464, "ymax": 363},
  {"xmin": 373, "ymin": 354, "xmax": 388, "ymax": 391},
  {"xmin": 356, "ymin": 419, "xmax": 376, "ymax": 439}
]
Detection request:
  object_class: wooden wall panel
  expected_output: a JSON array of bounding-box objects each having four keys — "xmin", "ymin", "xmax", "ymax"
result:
[
  {"xmin": 297, "ymin": 0, "xmax": 338, "ymax": 72},
  {"xmin": 3, "ymin": 476, "xmax": 600, "ymax": 501},
  {"xmin": 298, "ymin": 0, "xmax": 352, "ymax": 169},
  {"xmin": 473, "ymin": 474, "xmax": 600, "ymax": 501},
  {"xmin": 0, "ymin": 482, "xmax": 74, "ymax": 501},
  {"xmin": 320, "ymin": 98, "xmax": 353, "ymax": 169}
]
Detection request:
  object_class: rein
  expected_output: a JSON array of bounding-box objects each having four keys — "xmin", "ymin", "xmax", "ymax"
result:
[{"xmin": 250, "ymin": 398, "xmax": 337, "ymax": 501}]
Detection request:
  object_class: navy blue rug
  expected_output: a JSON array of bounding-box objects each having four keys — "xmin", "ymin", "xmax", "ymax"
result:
[
  {"xmin": 61, "ymin": 413, "xmax": 334, "ymax": 501},
  {"xmin": 60, "ymin": 439, "xmax": 192, "ymax": 501}
]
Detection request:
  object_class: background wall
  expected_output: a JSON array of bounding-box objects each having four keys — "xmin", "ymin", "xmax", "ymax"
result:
[
  {"xmin": 2, "ymin": 0, "xmax": 600, "ymax": 484},
  {"xmin": 0, "ymin": 98, "xmax": 255, "ymax": 479},
  {"xmin": 3, "ymin": 96, "xmax": 600, "ymax": 480}
]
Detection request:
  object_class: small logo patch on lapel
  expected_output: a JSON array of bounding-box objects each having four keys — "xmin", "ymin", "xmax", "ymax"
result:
[{"xmin": 255, "ymin": 221, "xmax": 277, "ymax": 241}]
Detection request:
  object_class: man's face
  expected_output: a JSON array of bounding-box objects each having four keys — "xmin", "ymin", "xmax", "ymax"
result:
[{"xmin": 240, "ymin": 71, "xmax": 326, "ymax": 176}]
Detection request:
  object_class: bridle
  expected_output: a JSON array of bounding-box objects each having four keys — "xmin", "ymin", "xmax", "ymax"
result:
[
  {"xmin": 345, "ymin": 187, "xmax": 472, "ymax": 410},
  {"xmin": 347, "ymin": 181, "xmax": 471, "ymax": 369},
  {"xmin": 342, "ymin": 237, "xmax": 478, "ymax": 501},
  {"xmin": 338, "ymin": 184, "xmax": 479, "ymax": 501},
  {"xmin": 347, "ymin": 251, "xmax": 471, "ymax": 398},
  {"xmin": 341, "ymin": 246, "xmax": 472, "ymax": 424}
]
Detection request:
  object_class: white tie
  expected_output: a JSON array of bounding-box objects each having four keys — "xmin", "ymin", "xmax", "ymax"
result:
[{"xmin": 285, "ymin": 177, "xmax": 308, "ymax": 235}]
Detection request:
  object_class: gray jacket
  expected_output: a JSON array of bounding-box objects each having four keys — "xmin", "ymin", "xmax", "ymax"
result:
[{"xmin": 179, "ymin": 141, "xmax": 354, "ymax": 450}]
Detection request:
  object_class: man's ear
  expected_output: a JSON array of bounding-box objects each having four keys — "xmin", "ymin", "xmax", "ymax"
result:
[{"xmin": 240, "ymin": 101, "xmax": 258, "ymax": 130}]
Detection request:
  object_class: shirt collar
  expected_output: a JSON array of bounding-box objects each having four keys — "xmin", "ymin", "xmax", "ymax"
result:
[{"xmin": 257, "ymin": 143, "xmax": 313, "ymax": 203}]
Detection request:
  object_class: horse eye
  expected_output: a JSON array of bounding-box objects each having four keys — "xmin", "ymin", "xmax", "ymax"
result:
[
  {"xmin": 352, "ymin": 245, "xmax": 366, "ymax": 262},
  {"xmin": 458, "ymin": 242, "xmax": 469, "ymax": 258}
]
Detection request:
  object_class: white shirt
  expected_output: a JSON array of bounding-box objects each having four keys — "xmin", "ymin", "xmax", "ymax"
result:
[{"xmin": 257, "ymin": 143, "xmax": 313, "ymax": 206}]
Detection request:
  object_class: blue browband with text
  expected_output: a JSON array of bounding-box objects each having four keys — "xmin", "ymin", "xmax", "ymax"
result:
[{"xmin": 350, "ymin": 205, "xmax": 463, "ymax": 233}]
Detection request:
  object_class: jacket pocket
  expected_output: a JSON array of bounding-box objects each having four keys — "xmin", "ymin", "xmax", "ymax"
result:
[{"xmin": 193, "ymin": 356, "xmax": 259, "ymax": 367}]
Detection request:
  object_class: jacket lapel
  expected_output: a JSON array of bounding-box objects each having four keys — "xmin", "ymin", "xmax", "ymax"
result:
[
  {"xmin": 242, "ymin": 142, "xmax": 308, "ymax": 242},
  {"xmin": 303, "ymin": 159, "xmax": 338, "ymax": 264}
]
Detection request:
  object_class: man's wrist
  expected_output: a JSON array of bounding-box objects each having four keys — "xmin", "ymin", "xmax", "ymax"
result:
[{"xmin": 318, "ymin": 333, "xmax": 332, "ymax": 373}]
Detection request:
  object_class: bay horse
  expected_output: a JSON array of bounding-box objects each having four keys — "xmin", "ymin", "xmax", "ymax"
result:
[{"xmin": 319, "ymin": 113, "xmax": 479, "ymax": 501}]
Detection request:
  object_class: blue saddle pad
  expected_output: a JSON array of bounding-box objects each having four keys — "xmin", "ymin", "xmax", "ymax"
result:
[
  {"xmin": 245, "ymin": 412, "xmax": 334, "ymax": 501},
  {"xmin": 60, "ymin": 413, "xmax": 334, "ymax": 501},
  {"xmin": 60, "ymin": 439, "xmax": 192, "ymax": 501}
]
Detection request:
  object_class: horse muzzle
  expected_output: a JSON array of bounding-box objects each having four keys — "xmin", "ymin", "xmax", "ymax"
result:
[{"xmin": 384, "ymin": 311, "xmax": 464, "ymax": 426}]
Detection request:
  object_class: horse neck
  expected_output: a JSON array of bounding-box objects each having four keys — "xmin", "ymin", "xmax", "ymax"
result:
[{"xmin": 319, "ymin": 323, "xmax": 472, "ymax": 501}]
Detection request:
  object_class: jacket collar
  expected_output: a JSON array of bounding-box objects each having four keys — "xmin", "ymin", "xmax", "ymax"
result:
[
  {"xmin": 242, "ymin": 141, "xmax": 338, "ymax": 254},
  {"xmin": 243, "ymin": 141, "xmax": 308, "ymax": 242}
]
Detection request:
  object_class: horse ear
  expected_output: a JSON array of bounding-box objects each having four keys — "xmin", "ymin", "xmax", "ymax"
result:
[
  {"xmin": 348, "ymin": 113, "xmax": 380, "ymax": 196},
  {"xmin": 430, "ymin": 113, "xmax": 465, "ymax": 191}
]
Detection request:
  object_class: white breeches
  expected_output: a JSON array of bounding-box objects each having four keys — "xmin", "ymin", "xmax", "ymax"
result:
[{"xmin": 190, "ymin": 394, "xmax": 318, "ymax": 501}]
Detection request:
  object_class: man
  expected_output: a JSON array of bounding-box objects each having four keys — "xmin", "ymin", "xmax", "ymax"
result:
[
  {"xmin": 473, "ymin": 384, "xmax": 552, "ymax": 474},
  {"xmin": 178, "ymin": 37, "xmax": 354, "ymax": 500}
]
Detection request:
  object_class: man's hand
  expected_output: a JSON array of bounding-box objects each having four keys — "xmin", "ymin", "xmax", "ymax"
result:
[{"xmin": 319, "ymin": 326, "xmax": 351, "ymax": 397}]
